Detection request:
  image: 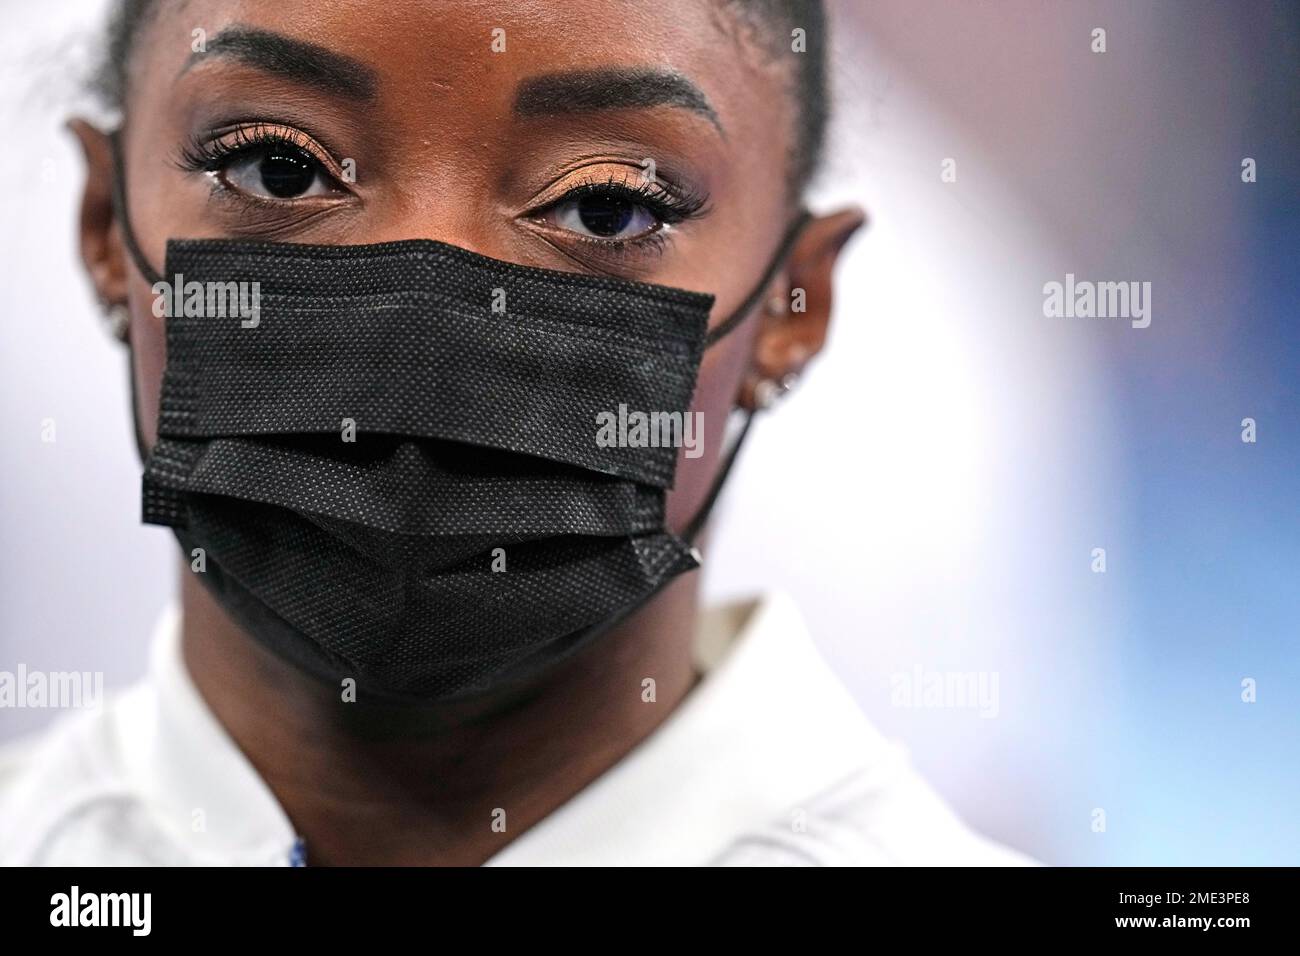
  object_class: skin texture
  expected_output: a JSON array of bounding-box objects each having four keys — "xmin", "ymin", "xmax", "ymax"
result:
[{"xmin": 71, "ymin": 0, "xmax": 864, "ymax": 865}]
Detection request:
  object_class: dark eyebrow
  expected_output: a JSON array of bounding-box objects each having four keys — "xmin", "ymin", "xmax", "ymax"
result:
[
  {"xmin": 180, "ymin": 26, "xmax": 378, "ymax": 101},
  {"xmin": 513, "ymin": 68, "xmax": 722, "ymax": 133}
]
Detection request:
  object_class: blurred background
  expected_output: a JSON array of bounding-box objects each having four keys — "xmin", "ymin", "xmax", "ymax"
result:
[{"xmin": 1, "ymin": 0, "xmax": 1296, "ymax": 864}]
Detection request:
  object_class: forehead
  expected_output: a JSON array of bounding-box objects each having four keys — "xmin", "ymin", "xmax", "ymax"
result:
[{"xmin": 133, "ymin": 0, "xmax": 792, "ymax": 155}]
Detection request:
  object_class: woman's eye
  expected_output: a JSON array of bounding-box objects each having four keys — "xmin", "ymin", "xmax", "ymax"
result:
[
  {"xmin": 545, "ymin": 191, "xmax": 661, "ymax": 240},
  {"xmin": 221, "ymin": 146, "xmax": 334, "ymax": 200}
]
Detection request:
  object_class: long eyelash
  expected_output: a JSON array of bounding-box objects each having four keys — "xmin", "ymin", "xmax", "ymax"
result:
[
  {"xmin": 557, "ymin": 174, "xmax": 711, "ymax": 226},
  {"xmin": 174, "ymin": 123, "xmax": 320, "ymax": 174}
]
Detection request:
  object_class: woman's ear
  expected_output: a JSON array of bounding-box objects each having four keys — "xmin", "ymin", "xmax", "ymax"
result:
[
  {"xmin": 67, "ymin": 118, "xmax": 128, "ymax": 309},
  {"xmin": 741, "ymin": 206, "xmax": 866, "ymax": 408}
]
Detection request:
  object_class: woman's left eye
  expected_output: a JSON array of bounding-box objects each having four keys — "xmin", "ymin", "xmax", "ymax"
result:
[
  {"xmin": 221, "ymin": 145, "xmax": 336, "ymax": 200},
  {"xmin": 542, "ymin": 190, "xmax": 662, "ymax": 241}
]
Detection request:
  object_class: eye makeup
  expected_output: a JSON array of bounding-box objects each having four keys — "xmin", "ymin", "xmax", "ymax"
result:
[{"xmin": 171, "ymin": 116, "xmax": 713, "ymax": 271}]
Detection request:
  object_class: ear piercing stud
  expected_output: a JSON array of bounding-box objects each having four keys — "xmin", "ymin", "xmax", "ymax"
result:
[
  {"xmin": 103, "ymin": 303, "xmax": 130, "ymax": 342},
  {"xmin": 753, "ymin": 372, "xmax": 799, "ymax": 410}
]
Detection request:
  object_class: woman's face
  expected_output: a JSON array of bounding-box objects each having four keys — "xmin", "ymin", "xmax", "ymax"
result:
[{"xmin": 79, "ymin": 0, "xmax": 857, "ymax": 533}]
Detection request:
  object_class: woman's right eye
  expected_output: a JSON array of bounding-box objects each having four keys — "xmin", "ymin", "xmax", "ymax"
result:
[{"xmin": 219, "ymin": 144, "xmax": 338, "ymax": 200}]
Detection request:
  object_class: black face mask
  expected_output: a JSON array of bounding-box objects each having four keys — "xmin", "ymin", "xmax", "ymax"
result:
[{"xmin": 111, "ymin": 133, "xmax": 808, "ymax": 702}]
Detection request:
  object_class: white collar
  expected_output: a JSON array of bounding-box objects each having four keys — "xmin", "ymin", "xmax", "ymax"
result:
[
  {"xmin": 484, "ymin": 591, "xmax": 891, "ymax": 865},
  {"xmin": 115, "ymin": 605, "xmax": 300, "ymax": 865},
  {"xmin": 120, "ymin": 591, "xmax": 884, "ymax": 866}
]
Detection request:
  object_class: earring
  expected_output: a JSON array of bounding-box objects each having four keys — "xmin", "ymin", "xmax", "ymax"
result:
[
  {"xmin": 104, "ymin": 303, "xmax": 130, "ymax": 343},
  {"xmin": 752, "ymin": 372, "xmax": 799, "ymax": 410}
]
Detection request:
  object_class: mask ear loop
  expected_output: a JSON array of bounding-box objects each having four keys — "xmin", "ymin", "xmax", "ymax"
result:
[
  {"xmin": 681, "ymin": 410, "xmax": 755, "ymax": 546},
  {"xmin": 108, "ymin": 128, "xmax": 164, "ymax": 287},
  {"xmin": 702, "ymin": 209, "xmax": 811, "ymax": 348},
  {"xmin": 107, "ymin": 129, "xmax": 163, "ymax": 464},
  {"xmin": 682, "ymin": 209, "xmax": 812, "ymax": 545}
]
